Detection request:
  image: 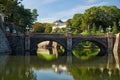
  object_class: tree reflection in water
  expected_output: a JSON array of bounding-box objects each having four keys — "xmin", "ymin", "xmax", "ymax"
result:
[
  {"xmin": 70, "ymin": 66, "xmax": 120, "ymax": 80},
  {"xmin": 37, "ymin": 41, "xmax": 65, "ymax": 60},
  {"xmin": 73, "ymin": 41, "xmax": 100, "ymax": 60},
  {"xmin": 0, "ymin": 55, "xmax": 120, "ymax": 80},
  {"xmin": 0, "ymin": 56, "xmax": 37, "ymax": 80}
]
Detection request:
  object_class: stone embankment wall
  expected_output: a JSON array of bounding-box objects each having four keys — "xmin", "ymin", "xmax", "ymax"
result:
[
  {"xmin": 0, "ymin": 28, "xmax": 11, "ymax": 54},
  {"xmin": 113, "ymin": 33, "xmax": 120, "ymax": 69},
  {"xmin": 7, "ymin": 36, "xmax": 25, "ymax": 55}
]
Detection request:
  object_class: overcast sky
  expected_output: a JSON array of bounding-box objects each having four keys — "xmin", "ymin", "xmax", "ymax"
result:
[{"xmin": 22, "ymin": 0, "xmax": 120, "ymax": 23}]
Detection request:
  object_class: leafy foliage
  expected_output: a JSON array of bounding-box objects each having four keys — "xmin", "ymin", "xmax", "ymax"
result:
[
  {"xmin": 67, "ymin": 6, "xmax": 120, "ymax": 34},
  {"xmin": 0, "ymin": 0, "xmax": 38, "ymax": 32},
  {"xmin": 32, "ymin": 22, "xmax": 45, "ymax": 33},
  {"xmin": 32, "ymin": 22, "xmax": 53, "ymax": 33},
  {"xmin": 44, "ymin": 23, "xmax": 52, "ymax": 33},
  {"xmin": 112, "ymin": 22, "xmax": 118, "ymax": 34}
]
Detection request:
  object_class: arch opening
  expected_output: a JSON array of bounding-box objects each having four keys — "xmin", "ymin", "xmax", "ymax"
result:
[
  {"xmin": 36, "ymin": 40, "xmax": 65, "ymax": 60},
  {"xmin": 72, "ymin": 40, "xmax": 106, "ymax": 60}
]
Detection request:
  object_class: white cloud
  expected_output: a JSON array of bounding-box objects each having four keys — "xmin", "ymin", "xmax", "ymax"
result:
[
  {"xmin": 22, "ymin": 0, "xmax": 109, "ymax": 23},
  {"xmin": 37, "ymin": 1, "xmax": 108, "ymax": 23},
  {"xmin": 53, "ymin": 2, "xmax": 108, "ymax": 19}
]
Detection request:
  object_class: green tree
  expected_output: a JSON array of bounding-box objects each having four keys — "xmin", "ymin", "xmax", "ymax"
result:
[
  {"xmin": 53, "ymin": 27, "xmax": 59, "ymax": 33},
  {"xmin": 45, "ymin": 26, "xmax": 52, "ymax": 33},
  {"xmin": 91, "ymin": 23, "xmax": 96, "ymax": 34},
  {"xmin": 97, "ymin": 25, "xmax": 102, "ymax": 34},
  {"xmin": 32, "ymin": 22, "xmax": 45, "ymax": 33},
  {"xmin": 83, "ymin": 6, "xmax": 120, "ymax": 30},
  {"xmin": 71, "ymin": 14, "xmax": 83, "ymax": 28},
  {"xmin": 70, "ymin": 14, "xmax": 85, "ymax": 33},
  {"xmin": 112, "ymin": 22, "xmax": 118, "ymax": 34},
  {"xmin": 31, "ymin": 9, "xmax": 39, "ymax": 22},
  {"xmin": 44, "ymin": 23, "xmax": 52, "ymax": 33},
  {"xmin": 66, "ymin": 5, "xmax": 120, "ymax": 33},
  {"xmin": 0, "ymin": 0, "xmax": 38, "ymax": 32},
  {"xmin": 81, "ymin": 20, "xmax": 87, "ymax": 32},
  {"xmin": 66, "ymin": 19, "xmax": 72, "ymax": 27}
]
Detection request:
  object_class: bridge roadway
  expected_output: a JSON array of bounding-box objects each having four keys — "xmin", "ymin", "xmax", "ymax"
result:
[{"xmin": 26, "ymin": 33, "xmax": 115, "ymax": 56}]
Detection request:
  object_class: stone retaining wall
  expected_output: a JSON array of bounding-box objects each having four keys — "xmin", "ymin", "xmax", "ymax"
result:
[{"xmin": 0, "ymin": 28, "xmax": 11, "ymax": 54}]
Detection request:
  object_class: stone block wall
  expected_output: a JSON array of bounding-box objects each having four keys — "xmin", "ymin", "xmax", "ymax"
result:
[
  {"xmin": 0, "ymin": 28, "xmax": 11, "ymax": 54},
  {"xmin": 7, "ymin": 36, "xmax": 25, "ymax": 55}
]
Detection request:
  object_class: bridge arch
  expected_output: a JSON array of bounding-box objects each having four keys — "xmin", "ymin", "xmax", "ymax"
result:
[
  {"xmin": 29, "ymin": 34, "xmax": 109, "ymax": 56},
  {"xmin": 72, "ymin": 39, "xmax": 108, "ymax": 56},
  {"xmin": 30, "ymin": 38, "xmax": 67, "ymax": 55}
]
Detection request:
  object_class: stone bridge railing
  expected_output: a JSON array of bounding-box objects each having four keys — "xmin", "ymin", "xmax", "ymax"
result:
[
  {"xmin": 29, "ymin": 33, "xmax": 67, "ymax": 38},
  {"xmin": 28, "ymin": 33, "xmax": 111, "ymax": 40},
  {"xmin": 72, "ymin": 34, "xmax": 109, "ymax": 38},
  {"xmin": 29, "ymin": 33, "xmax": 115, "ymax": 39}
]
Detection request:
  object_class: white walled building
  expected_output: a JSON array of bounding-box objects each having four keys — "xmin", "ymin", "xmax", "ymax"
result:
[{"xmin": 52, "ymin": 20, "xmax": 66, "ymax": 32}]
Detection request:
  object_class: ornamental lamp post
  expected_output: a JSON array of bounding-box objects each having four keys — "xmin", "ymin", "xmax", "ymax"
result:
[
  {"xmin": 108, "ymin": 26, "xmax": 112, "ymax": 33},
  {"xmin": 26, "ymin": 25, "xmax": 29, "ymax": 35},
  {"xmin": 25, "ymin": 25, "xmax": 30, "ymax": 51}
]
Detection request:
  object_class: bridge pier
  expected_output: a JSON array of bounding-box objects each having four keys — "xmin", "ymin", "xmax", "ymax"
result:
[
  {"xmin": 25, "ymin": 35, "xmax": 30, "ymax": 52},
  {"xmin": 67, "ymin": 33, "xmax": 72, "ymax": 64},
  {"xmin": 107, "ymin": 33, "xmax": 114, "ymax": 68}
]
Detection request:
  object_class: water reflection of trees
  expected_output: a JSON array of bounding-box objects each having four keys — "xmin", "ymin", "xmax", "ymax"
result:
[
  {"xmin": 70, "ymin": 66, "xmax": 120, "ymax": 80},
  {"xmin": 0, "ymin": 56, "xmax": 37, "ymax": 80},
  {"xmin": 73, "ymin": 41, "xmax": 100, "ymax": 60},
  {"xmin": 37, "ymin": 41, "xmax": 65, "ymax": 60},
  {"xmin": 30, "ymin": 56, "xmax": 120, "ymax": 80},
  {"xmin": 0, "ymin": 55, "xmax": 120, "ymax": 80}
]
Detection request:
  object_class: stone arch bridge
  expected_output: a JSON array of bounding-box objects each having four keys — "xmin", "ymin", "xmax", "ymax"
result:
[
  {"xmin": 0, "ymin": 14, "xmax": 117, "ymax": 57},
  {"xmin": 25, "ymin": 33, "xmax": 115, "ymax": 56}
]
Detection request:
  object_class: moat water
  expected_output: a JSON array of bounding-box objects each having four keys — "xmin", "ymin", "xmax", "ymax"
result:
[{"xmin": 0, "ymin": 48, "xmax": 120, "ymax": 80}]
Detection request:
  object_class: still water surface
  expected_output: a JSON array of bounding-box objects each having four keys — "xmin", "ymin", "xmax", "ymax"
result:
[
  {"xmin": 0, "ymin": 41, "xmax": 120, "ymax": 80},
  {"xmin": 0, "ymin": 54, "xmax": 120, "ymax": 80}
]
